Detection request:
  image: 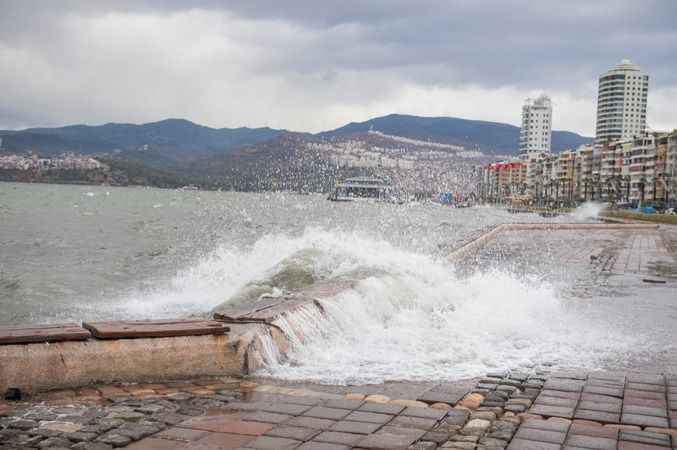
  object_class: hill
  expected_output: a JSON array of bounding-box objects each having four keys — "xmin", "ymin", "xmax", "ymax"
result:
[
  {"xmin": 319, "ymin": 114, "xmax": 592, "ymax": 153},
  {"xmin": 0, "ymin": 118, "xmax": 285, "ymax": 159},
  {"xmin": 0, "ymin": 114, "xmax": 591, "ymax": 159}
]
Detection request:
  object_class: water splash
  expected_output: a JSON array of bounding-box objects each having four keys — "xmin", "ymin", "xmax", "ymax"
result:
[
  {"xmin": 571, "ymin": 202, "xmax": 605, "ymax": 221},
  {"xmin": 85, "ymin": 227, "xmax": 645, "ymax": 382},
  {"xmin": 258, "ymin": 265, "xmax": 643, "ymax": 384}
]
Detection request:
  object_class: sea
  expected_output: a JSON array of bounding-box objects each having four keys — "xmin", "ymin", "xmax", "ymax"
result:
[{"xmin": 1, "ymin": 182, "xmax": 675, "ymax": 384}]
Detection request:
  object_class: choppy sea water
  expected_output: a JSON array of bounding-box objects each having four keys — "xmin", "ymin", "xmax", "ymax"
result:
[{"xmin": 1, "ymin": 182, "xmax": 675, "ymax": 384}]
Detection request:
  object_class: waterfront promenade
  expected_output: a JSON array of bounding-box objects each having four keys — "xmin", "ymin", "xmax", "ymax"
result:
[{"xmin": 1, "ymin": 222, "xmax": 676, "ymax": 449}]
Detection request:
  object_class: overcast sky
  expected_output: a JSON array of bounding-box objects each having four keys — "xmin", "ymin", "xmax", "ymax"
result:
[{"xmin": 1, "ymin": 0, "xmax": 676, "ymax": 135}]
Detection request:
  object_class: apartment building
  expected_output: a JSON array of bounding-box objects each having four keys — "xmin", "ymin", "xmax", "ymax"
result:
[
  {"xmin": 520, "ymin": 95, "xmax": 553, "ymax": 155},
  {"xmin": 595, "ymin": 59, "xmax": 649, "ymax": 144},
  {"xmin": 481, "ymin": 131, "xmax": 677, "ymax": 207}
]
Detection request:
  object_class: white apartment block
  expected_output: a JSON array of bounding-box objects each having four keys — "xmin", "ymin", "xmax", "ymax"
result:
[
  {"xmin": 595, "ymin": 59, "xmax": 649, "ymax": 144},
  {"xmin": 519, "ymin": 94, "xmax": 552, "ymax": 155}
]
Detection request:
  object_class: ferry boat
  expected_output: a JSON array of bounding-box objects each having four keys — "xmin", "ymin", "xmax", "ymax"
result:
[{"xmin": 328, "ymin": 177, "xmax": 395, "ymax": 202}]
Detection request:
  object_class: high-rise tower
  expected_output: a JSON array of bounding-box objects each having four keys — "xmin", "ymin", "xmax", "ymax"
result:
[
  {"xmin": 519, "ymin": 94, "xmax": 552, "ymax": 156},
  {"xmin": 595, "ymin": 59, "xmax": 649, "ymax": 143}
]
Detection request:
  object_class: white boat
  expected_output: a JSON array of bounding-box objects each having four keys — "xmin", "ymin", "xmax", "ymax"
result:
[{"xmin": 328, "ymin": 177, "xmax": 396, "ymax": 202}]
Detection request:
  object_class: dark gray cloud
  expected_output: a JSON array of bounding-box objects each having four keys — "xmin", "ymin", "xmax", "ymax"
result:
[{"xmin": 0, "ymin": 0, "xmax": 675, "ymax": 133}]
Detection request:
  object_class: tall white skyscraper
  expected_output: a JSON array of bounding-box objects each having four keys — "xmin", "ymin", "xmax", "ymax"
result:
[
  {"xmin": 595, "ymin": 59, "xmax": 649, "ymax": 143},
  {"xmin": 519, "ymin": 94, "xmax": 552, "ymax": 156}
]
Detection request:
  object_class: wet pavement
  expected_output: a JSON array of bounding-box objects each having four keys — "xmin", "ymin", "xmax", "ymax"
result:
[{"xmin": 1, "ymin": 369, "xmax": 676, "ymax": 449}]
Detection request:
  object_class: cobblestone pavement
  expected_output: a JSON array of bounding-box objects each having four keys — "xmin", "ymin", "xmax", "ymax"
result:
[{"xmin": 2, "ymin": 369, "xmax": 676, "ymax": 449}]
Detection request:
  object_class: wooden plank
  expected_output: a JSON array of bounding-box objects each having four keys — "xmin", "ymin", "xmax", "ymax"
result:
[
  {"xmin": 0, "ymin": 323, "xmax": 91, "ymax": 345},
  {"xmin": 82, "ymin": 319, "xmax": 229, "ymax": 339}
]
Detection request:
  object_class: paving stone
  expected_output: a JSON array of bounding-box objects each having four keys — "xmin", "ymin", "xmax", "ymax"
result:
[
  {"xmin": 266, "ymin": 426, "xmax": 320, "ymax": 441},
  {"xmin": 177, "ymin": 414, "xmax": 237, "ymax": 430},
  {"xmin": 573, "ymin": 409, "xmax": 621, "ymax": 423},
  {"xmin": 313, "ymin": 430, "xmax": 364, "ymax": 445},
  {"xmin": 358, "ymin": 403, "xmax": 405, "ymax": 415},
  {"xmin": 506, "ymin": 439, "xmax": 561, "ymax": 450},
  {"xmin": 535, "ymin": 395, "xmax": 578, "ymax": 407},
  {"xmin": 521, "ymin": 419, "xmax": 571, "ymax": 433},
  {"xmin": 583, "ymin": 385, "xmax": 624, "ymax": 397},
  {"xmin": 116, "ymin": 423, "xmax": 162, "ymax": 440},
  {"xmin": 324, "ymin": 399, "xmax": 364, "ymax": 410},
  {"xmin": 66, "ymin": 431, "xmax": 100, "ymax": 442},
  {"xmin": 389, "ymin": 416, "xmax": 438, "ymax": 430},
  {"xmin": 244, "ymin": 435, "xmax": 301, "ymax": 449},
  {"xmin": 617, "ymin": 442, "xmax": 668, "ymax": 449},
  {"xmin": 97, "ymin": 431, "xmax": 133, "ymax": 447},
  {"xmin": 529, "ymin": 404, "xmax": 575, "ymax": 419},
  {"xmin": 626, "ymin": 374, "xmax": 665, "ymax": 385},
  {"xmin": 359, "ymin": 426, "xmax": 425, "ymax": 449},
  {"xmin": 625, "ymin": 390, "xmax": 667, "ymax": 401},
  {"xmin": 155, "ymin": 427, "xmax": 210, "ymax": 442},
  {"xmin": 485, "ymin": 392, "xmax": 509, "ymax": 402},
  {"xmin": 621, "ymin": 414, "xmax": 669, "ymax": 428},
  {"xmin": 496, "ymin": 385, "xmax": 518, "ymax": 395},
  {"xmin": 588, "ymin": 373, "xmax": 626, "ymax": 385},
  {"xmin": 569, "ymin": 424, "xmax": 619, "ymax": 439},
  {"xmin": 565, "ymin": 435, "xmax": 617, "ymax": 450},
  {"xmin": 8, "ymin": 419, "xmax": 38, "ymax": 430},
  {"xmin": 449, "ymin": 434, "xmax": 479, "ymax": 443},
  {"xmin": 472, "ymin": 410, "xmax": 498, "ymax": 420},
  {"xmin": 409, "ymin": 442, "xmax": 438, "ymax": 450},
  {"xmin": 539, "ymin": 390, "xmax": 581, "ymax": 400},
  {"xmin": 624, "ymin": 397, "xmax": 668, "ymax": 409},
  {"xmin": 242, "ymin": 411, "xmax": 292, "ymax": 424},
  {"xmin": 422, "ymin": 430, "xmax": 452, "ymax": 443},
  {"xmin": 272, "ymin": 395, "xmax": 323, "ymax": 407},
  {"xmin": 72, "ymin": 443, "xmax": 115, "ymax": 450},
  {"xmin": 622, "ymin": 405, "xmax": 668, "ymax": 417},
  {"xmin": 298, "ymin": 442, "xmax": 351, "ymax": 450},
  {"xmin": 627, "ymin": 383, "xmax": 667, "ymax": 393},
  {"xmin": 122, "ymin": 437, "xmax": 189, "ymax": 450},
  {"xmin": 261, "ymin": 403, "xmax": 311, "ymax": 416},
  {"xmin": 463, "ymin": 419, "xmax": 491, "ymax": 435},
  {"xmin": 343, "ymin": 411, "xmax": 393, "ymax": 424},
  {"xmin": 401, "ymin": 406, "xmax": 447, "ymax": 420},
  {"xmin": 544, "ymin": 379, "xmax": 584, "ymax": 393},
  {"xmin": 619, "ymin": 430, "xmax": 672, "ymax": 447},
  {"xmin": 287, "ymin": 416, "xmax": 337, "ymax": 430},
  {"xmin": 36, "ymin": 436, "xmax": 72, "ymax": 448},
  {"xmin": 479, "ymin": 436, "xmax": 509, "ymax": 448},
  {"xmin": 418, "ymin": 389, "xmax": 468, "ymax": 406},
  {"xmin": 514, "ymin": 428, "xmax": 566, "ymax": 444},
  {"xmin": 578, "ymin": 400, "xmax": 622, "ymax": 412},
  {"xmin": 303, "ymin": 407, "xmax": 351, "ymax": 421},
  {"xmin": 441, "ymin": 441, "xmax": 476, "ymax": 449},
  {"xmin": 444, "ymin": 410, "xmax": 470, "ymax": 426},
  {"xmin": 154, "ymin": 413, "xmax": 192, "ymax": 426},
  {"xmin": 181, "ymin": 417, "xmax": 273, "ymax": 436},
  {"xmin": 330, "ymin": 420, "xmax": 382, "ymax": 434}
]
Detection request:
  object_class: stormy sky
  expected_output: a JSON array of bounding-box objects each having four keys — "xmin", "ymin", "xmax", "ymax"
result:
[{"xmin": 1, "ymin": 0, "xmax": 676, "ymax": 135}]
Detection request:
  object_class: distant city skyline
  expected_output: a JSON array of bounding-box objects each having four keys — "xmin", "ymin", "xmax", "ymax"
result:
[{"xmin": 1, "ymin": 1, "xmax": 676, "ymax": 136}]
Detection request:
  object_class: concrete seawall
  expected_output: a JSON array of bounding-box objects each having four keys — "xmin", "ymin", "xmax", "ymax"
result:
[{"xmin": 0, "ymin": 334, "xmax": 243, "ymax": 395}]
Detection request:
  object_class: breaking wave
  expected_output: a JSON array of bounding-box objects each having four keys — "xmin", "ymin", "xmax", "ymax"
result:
[{"xmin": 97, "ymin": 227, "xmax": 643, "ymax": 383}]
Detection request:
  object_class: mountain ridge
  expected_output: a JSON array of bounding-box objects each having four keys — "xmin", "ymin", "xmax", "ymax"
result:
[
  {"xmin": 319, "ymin": 113, "xmax": 591, "ymax": 153},
  {"xmin": 0, "ymin": 115, "xmax": 592, "ymax": 157}
]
